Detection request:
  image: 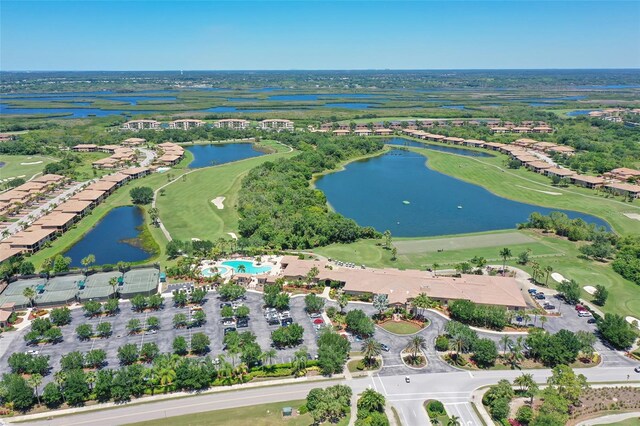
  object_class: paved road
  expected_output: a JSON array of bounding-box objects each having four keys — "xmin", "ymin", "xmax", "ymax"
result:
[
  {"xmin": 12, "ymin": 366, "xmax": 639, "ymax": 426},
  {"xmin": 1, "ymin": 181, "xmax": 91, "ymax": 240},
  {"xmin": 137, "ymin": 147, "xmax": 156, "ymax": 167}
]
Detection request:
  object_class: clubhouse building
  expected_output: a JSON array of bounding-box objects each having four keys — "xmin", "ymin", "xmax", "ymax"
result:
[{"xmin": 279, "ymin": 256, "xmax": 527, "ymax": 310}]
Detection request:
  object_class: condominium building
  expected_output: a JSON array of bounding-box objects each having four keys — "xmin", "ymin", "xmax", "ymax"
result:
[
  {"xmin": 259, "ymin": 119, "xmax": 294, "ymax": 131},
  {"xmin": 214, "ymin": 119, "xmax": 250, "ymax": 130}
]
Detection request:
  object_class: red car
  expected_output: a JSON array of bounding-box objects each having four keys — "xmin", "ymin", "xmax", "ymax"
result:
[
  {"xmin": 313, "ymin": 318, "xmax": 324, "ymax": 325},
  {"xmin": 575, "ymin": 304, "xmax": 586, "ymax": 312}
]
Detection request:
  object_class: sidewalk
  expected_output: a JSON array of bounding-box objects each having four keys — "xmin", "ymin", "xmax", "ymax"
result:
[{"xmin": 8, "ymin": 373, "xmax": 345, "ymax": 423}]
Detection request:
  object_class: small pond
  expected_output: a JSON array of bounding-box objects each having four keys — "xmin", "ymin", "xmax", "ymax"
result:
[
  {"xmin": 64, "ymin": 206, "xmax": 153, "ymax": 266},
  {"xmin": 315, "ymin": 149, "xmax": 610, "ymax": 237},
  {"xmin": 185, "ymin": 143, "xmax": 266, "ymax": 168}
]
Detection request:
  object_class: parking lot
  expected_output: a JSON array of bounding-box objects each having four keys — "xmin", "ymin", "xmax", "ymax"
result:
[{"xmin": 0, "ymin": 291, "xmax": 321, "ymax": 379}]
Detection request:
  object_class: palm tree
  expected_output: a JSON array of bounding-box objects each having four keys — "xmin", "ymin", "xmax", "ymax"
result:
[
  {"xmin": 450, "ymin": 334, "xmax": 465, "ymax": 357},
  {"xmin": 514, "ymin": 373, "xmax": 538, "ymax": 405},
  {"xmin": 411, "ymin": 293, "xmax": 432, "ymax": 317},
  {"xmin": 27, "ymin": 373, "xmax": 43, "ymax": 405},
  {"xmin": 337, "ymin": 291, "xmax": 349, "ymax": 313},
  {"xmin": 540, "ymin": 316, "xmax": 548, "ymax": 330},
  {"xmin": 81, "ymin": 254, "xmax": 95, "ymax": 277},
  {"xmin": 499, "ymin": 335, "xmax": 512, "ymax": 353},
  {"xmin": 85, "ymin": 371, "xmax": 97, "ymax": 391},
  {"xmin": 262, "ymin": 349, "xmax": 277, "ymax": 368},
  {"xmin": 508, "ymin": 337, "xmax": 525, "ymax": 369},
  {"xmin": 108, "ymin": 277, "xmax": 119, "ymax": 299},
  {"xmin": 361, "ymin": 338, "xmax": 382, "ymax": 367},
  {"xmin": 157, "ymin": 366, "xmax": 177, "ymax": 393},
  {"xmin": 544, "ymin": 265, "xmax": 553, "ymax": 287},
  {"xmin": 23, "ymin": 287, "xmax": 36, "ymax": 308},
  {"xmin": 407, "ymin": 335, "xmax": 427, "ymax": 360},
  {"xmin": 530, "ymin": 261, "xmax": 540, "ymax": 283},
  {"xmin": 292, "ymin": 348, "xmax": 308, "ymax": 376},
  {"xmin": 237, "ymin": 264, "xmax": 246, "ymax": 274},
  {"xmin": 432, "ymin": 263, "xmax": 439, "ymax": 276},
  {"xmin": 372, "ymin": 293, "xmax": 388, "ymax": 316},
  {"xmin": 499, "ymin": 248, "xmax": 512, "ymax": 276},
  {"xmin": 447, "ymin": 415, "xmax": 461, "ymax": 426}
]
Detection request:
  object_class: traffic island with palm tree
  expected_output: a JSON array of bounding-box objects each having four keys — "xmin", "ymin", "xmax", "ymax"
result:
[
  {"xmin": 401, "ymin": 335, "xmax": 428, "ymax": 369},
  {"xmin": 347, "ymin": 338, "xmax": 384, "ymax": 374}
]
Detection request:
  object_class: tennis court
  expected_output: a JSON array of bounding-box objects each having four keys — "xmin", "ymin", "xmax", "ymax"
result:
[
  {"xmin": 0, "ymin": 268, "xmax": 160, "ymax": 308},
  {"xmin": 120, "ymin": 268, "xmax": 160, "ymax": 298}
]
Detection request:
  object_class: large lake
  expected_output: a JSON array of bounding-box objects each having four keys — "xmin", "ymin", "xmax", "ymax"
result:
[
  {"xmin": 186, "ymin": 143, "xmax": 265, "ymax": 168},
  {"xmin": 315, "ymin": 149, "xmax": 609, "ymax": 237},
  {"xmin": 64, "ymin": 206, "xmax": 152, "ymax": 266}
]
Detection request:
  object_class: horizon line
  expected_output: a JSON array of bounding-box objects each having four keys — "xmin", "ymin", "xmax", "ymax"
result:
[{"xmin": 2, "ymin": 67, "xmax": 640, "ymax": 73}]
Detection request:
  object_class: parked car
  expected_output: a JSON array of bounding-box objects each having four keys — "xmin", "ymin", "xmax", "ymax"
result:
[
  {"xmin": 25, "ymin": 350, "xmax": 39, "ymax": 355},
  {"xmin": 535, "ymin": 293, "xmax": 546, "ymax": 300},
  {"xmin": 267, "ymin": 318, "xmax": 280, "ymax": 326},
  {"xmin": 544, "ymin": 304, "xmax": 556, "ymax": 310},
  {"xmin": 237, "ymin": 319, "xmax": 249, "ymax": 328},
  {"xmin": 587, "ymin": 318, "xmax": 597, "ymax": 324},
  {"xmin": 309, "ymin": 313, "xmax": 322, "ymax": 319},
  {"xmin": 575, "ymin": 304, "xmax": 587, "ymax": 312},
  {"xmin": 313, "ymin": 318, "xmax": 324, "ymax": 325},
  {"xmin": 380, "ymin": 343, "xmax": 390, "ymax": 352},
  {"xmin": 578, "ymin": 311, "xmax": 592, "ymax": 317},
  {"xmin": 634, "ymin": 366, "xmax": 640, "ymax": 373},
  {"xmin": 222, "ymin": 319, "xmax": 235, "ymax": 326},
  {"xmin": 528, "ymin": 288, "xmax": 537, "ymax": 294},
  {"xmin": 224, "ymin": 327, "xmax": 236, "ymax": 335},
  {"xmin": 281, "ymin": 318, "xmax": 293, "ymax": 326}
]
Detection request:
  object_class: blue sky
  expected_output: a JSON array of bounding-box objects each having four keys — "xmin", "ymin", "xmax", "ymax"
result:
[{"xmin": 1, "ymin": 1, "xmax": 639, "ymax": 70}]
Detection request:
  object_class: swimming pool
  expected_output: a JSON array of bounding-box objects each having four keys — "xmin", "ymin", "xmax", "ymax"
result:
[
  {"xmin": 221, "ymin": 260, "xmax": 272, "ymax": 274},
  {"xmin": 201, "ymin": 266, "xmax": 231, "ymax": 277}
]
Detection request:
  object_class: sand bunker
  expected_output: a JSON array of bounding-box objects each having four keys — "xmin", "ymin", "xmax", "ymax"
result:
[
  {"xmin": 228, "ymin": 232, "xmax": 238, "ymax": 240},
  {"xmin": 583, "ymin": 285, "xmax": 597, "ymax": 295},
  {"xmin": 515, "ymin": 185, "xmax": 562, "ymax": 196},
  {"xmin": 20, "ymin": 161, "xmax": 43, "ymax": 165},
  {"xmin": 625, "ymin": 316, "xmax": 640, "ymax": 330},
  {"xmin": 211, "ymin": 196, "xmax": 225, "ymax": 209},
  {"xmin": 623, "ymin": 213, "xmax": 640, "ymax": 221},
  {"xmin": 551, "ymin": 272, "xmax": 567, "ymax": 283}
]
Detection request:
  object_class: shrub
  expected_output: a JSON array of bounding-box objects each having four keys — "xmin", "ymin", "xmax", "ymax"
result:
[
  {"xmin": 435, "ymin": 335, "xmax": 449, "ymax": 352},
  {"xmin": 516, "ymin": 405, "xmax": 534, "ymax": 424}
]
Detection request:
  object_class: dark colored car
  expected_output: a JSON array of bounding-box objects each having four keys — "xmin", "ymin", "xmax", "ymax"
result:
[
  {"xmin": 587, "ymin": 318, "xmax": 597, "ymax": 324},
  {"xmin": 536, "ymin": 293, "xmax": 546, "ymax": 300},
  {"xmin": 224, "ymin": 327, "xmax": 236, "ymax": 335},
  {"xmin": 220, "ymin": 302, "xmax": 232, "ymax": 308},
  {"xmin": 237, "ymin": 319, "xmax": 249, "ymax": 328},
  {"xmin": 281, "ymin": 318, "xmax": 293, "ymax": 326},
  {"xmin": 380, "ymin": 343, "xmax": 390, "ymax": 352}
]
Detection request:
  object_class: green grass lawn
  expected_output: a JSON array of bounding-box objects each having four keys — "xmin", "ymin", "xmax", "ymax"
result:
[
  {"xmin": 313, "ymin": 230, "xmax": 565, "ymax": 270},
  {"xmin": 126, "ymin": 399, "xmax": 349, "ymax": 426},
  {"xmin": 156, "ymin": 140, "xmax": 294, "ymax": 242},
  {"xmin": 0, "ymin": 154, "xmax": 56, "ymax": 182},
  {"xmin": 379, "ymin": 321, "xmax": 422, "ymax": 335}
]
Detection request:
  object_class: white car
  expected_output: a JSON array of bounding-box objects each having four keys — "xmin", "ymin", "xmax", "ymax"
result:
[{"xmin": 26, "ymin": 350, "xmax": 39, "ymax": 355}]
